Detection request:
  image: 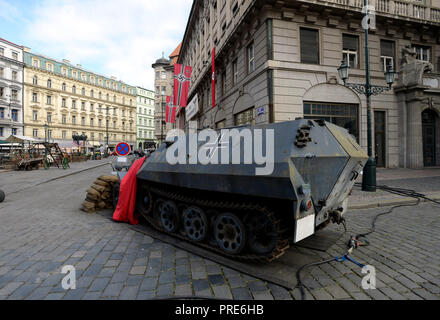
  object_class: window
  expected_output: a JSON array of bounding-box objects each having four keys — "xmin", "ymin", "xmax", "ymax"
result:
[
  {"xmin": 11, "ymin": 90, "xmax": 18, "ymax": 101},
  {"xmin": 62, "ymin": 131, "xmax": 66, "ymax": 139},
  {"xmin": 46, "ymin": 96, "xmax": 52, "ymax": 105},
  {"xmin": 72, "ymin": 116, "xmax": 76, "ymax": 125},
  {"xmin": 62, "ymin": 83, "xmax": 66, "ymax": 91},
  {"xmin": 0, "ymin": 87, "xmax": 3, "ymax": 97},
  {"xmin": 62, "ymin": 68, "xmax": 67, "ymax": 76},
  {"xmin": 90, "ymin": 90, "xmax": 94, "ymax": 98},
  {"xmin": 0, "ymin": 67, "xmax": 3, "ymax": 78},
  {"xmin": 46, "ymin": 63, "xmax": 53, "ymax": 72},
  {"xmin": 0, "ymin": 127, "xmax": 3, "ymax": 136},
  {"xmin": 300, "ymin": 28, "xmax": 319, "ymax": 64},
  {"xmin": 106, "ymin": 94, "xmax": 109, "ymax": 101},
  {"xmin": 98, "ymin": 119, "xmax": 102, "ymax": 127},
  {"xmin": 32, "ymin": 92, "xmax": 38, "ymax": 102},
  {"xmin": 161, "ymin": 86, "xmax": 166, "ymax": 95},
  {"xmin": 12, "ymin": 71, "xmax": 17, "ymax": 81},
  {"xmin": 161, "ymin": 71, "xmax": 166, "ymax": 79},
  {"xmin": 62, "ymin": 98, "xmax": 66, "ymax": 107},
  {"xmin": 413, "ymin": 45, "xmax": 430, "ymax": 62},
  {"xmin": 156, "ymin": 86, "xmax": 160, "ymax": 95},
  {"xmin": 234, "ymin": 108, "xmax": 254, "ymax": 126},
  {"xmin": 156, "ymin": 71, "xmax": 160, "ymax": 79},
  {"xmin": 0, "ymin": 108, "xmax": 3, "ymax": 120},
  {"xmin": 33, "ymin": 129, "xmax": 38, "ymax": 138},
  {"xmin": 81, "ymin": 117, "xmax": 85, "ymax": 126},
  {"xmin": 99, "ymin": 92, "xmax": 102, "ymax": 99},
  {"xmin": 82, "ymin": 88, "xmax": 85, "ymax": 95},
  {"xmin": 90, "ymin": 118, "xmax": 94, "ymax": 127},
  {"xmin": 232, "ymin": 59, "xmax": 238, "ymax": 85},
  {"xmin": 81, "ymin": 102, "xmax": 86, "ymax": 111},
  {"xmin": 0, "ymin": 47, "xmax": 4, "ymax": 56},
  {"xmin": 11, "ymin": 110, "xmax": 17, "ymax": 121},
  {"xmin": 47, "ymin": 112, "xmax": 52, "ymax": 123},
  {"xmin": 47, "ymin": 79, "xmax": 52, "ymax": 88},
  {"xmin": 380, "ymin": 40, "xmax": 395, "ymax": 72},
  {"xmin": 113, "ymin": 121, "xmax": 117, "ymax": 129},
  {"xmin": 342, "ymin": 34, "xmax": 359, "ymax": 69},
  {"xmin": 12, "ymin": 52, "xmax": 18, "ymax": 60},
  {"xmin": 48, "ymin": 130, "xmax": 52, "ymax": 139},
  {"xmin": 62, "ymin": 114, "xmax": 67, "ymax": 124},
  {"xmin": 72, "ymin": 100, "xmax": 76, "ymax": 109},
  {"xmin": 12, "ymin": 128, "xmax": 17, "ymax": 135},
  {"xmin": 113, "ymin": 95, "xmax": 116, "ymax": 102},
  {"xmin": 99, "ymin": 133, "xmax": 103, "ymax": 140},
  {"xmin": 90, "ymin": 103, "xmax": 94, "ymax": 112},
  {"xmin": 33, "ymin": 110, "xmax": 38, "ymax": 121},
  {"xmin": 33, "ymin": 76, "xmax": 38, "ymax": 85},
  {"xmin": 216, "ymin": 119, "xmax": 226, "ymax": 129},
  {"xmin": 303, "ymin": 102, "xmax": 358, "ymax": 140},
  {"xmin": 72, "ymin": 85, "xmax": 76, "ymax": 94},
  {"xmin": 247, "ymin": 42, "xmax": 255, "ymax": 73}
]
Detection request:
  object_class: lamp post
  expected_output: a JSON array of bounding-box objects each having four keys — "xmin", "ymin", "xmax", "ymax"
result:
[
  {"xmin": 105, "ymin": 106, "xmax": 110, "ymax": 157},
  {"xmin": 337, "ymin": 1, "xmax": 396, "ymax": 192},
  {"xmin": 43, "ymin": 122, "xmax": 48, "ymax": 159}
]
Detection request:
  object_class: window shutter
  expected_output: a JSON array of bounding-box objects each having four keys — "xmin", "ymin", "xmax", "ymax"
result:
[
  {"xmin": 380, "ymin": 40, "xmax": 394, "ymax": 57},
  {"xmin": 300, "ymin": 28, "xmax": 319, "ymax": 64},
  {"xmin": 343, "ymin": 34, "xmax": 358, "ymax": 51}
]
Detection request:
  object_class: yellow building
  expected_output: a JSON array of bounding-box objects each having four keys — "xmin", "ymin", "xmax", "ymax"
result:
[{"xmin": 23, "ymin": 47, "xmax": 137, "ymax": 150}]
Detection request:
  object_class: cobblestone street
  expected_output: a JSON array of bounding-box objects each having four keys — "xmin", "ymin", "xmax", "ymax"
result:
[{"xmin": 0, "ymin": 165, "xmax": 439, "ymax": 300}]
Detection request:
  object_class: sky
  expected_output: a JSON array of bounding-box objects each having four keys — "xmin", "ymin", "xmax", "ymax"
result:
[{"xmin": 0, "ymin": 0, "xmax": 193, "ymax": 90}]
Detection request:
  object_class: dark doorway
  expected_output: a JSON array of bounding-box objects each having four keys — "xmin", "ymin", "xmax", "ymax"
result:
[
  {"xmin": 422, "ymin": 109, "xmax": 437, "ymax": 167},
  {"xmin": 374, "ymin": 111, "xmax": 386, "ymax": 167}
]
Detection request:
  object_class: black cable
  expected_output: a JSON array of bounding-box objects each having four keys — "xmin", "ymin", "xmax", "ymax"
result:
[{"xmin": 295, "ymin": 184, "xmax": 437, "ymax": 300}]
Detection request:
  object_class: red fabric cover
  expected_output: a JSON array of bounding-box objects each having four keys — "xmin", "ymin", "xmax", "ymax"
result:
[
  {"xmin": 112, "ymin": 156, "xmax": 146, "ymax": 225},
  {"xmin": 173, "ymin": 63, "xmax": 192, "ymax": 107}
]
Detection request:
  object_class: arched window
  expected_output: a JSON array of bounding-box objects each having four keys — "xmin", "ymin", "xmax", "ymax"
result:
[
  {"xmin": 106, "ymin": 94, "xmax": 109, "ymax": 101},
  {"xmin": 33, "ymin": 76, "xmax": 38, "ymax": 85},
  {"xmin": 47, "ymin": 79, "xmax": 52, "ymax": 88},
  {"xmin": 72, "ymin": 85, "xmax": 76, "ymax": 94},
  {"xmin": 99, "ymin": 92, "xmax": 102, "ymax": 99},
  {"xmin": 62, "ymin": 83, "xmax": 66, "ymax": 91},
  {"xmin": 82, "ymin": 87, "xmax": 85, "ymax": 95},
  {"xmin": 90, "ymin": 90, "xmax": 94, "ymax": 98}
]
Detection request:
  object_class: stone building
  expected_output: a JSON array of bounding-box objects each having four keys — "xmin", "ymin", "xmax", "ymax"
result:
[
  {"xmin": 177, "ymin": 0, "xmax": 440, "ymax": 168},
  {"xmin": 0, "ymin": 38, "xmax": 24, "ymax": 139},
  {"xmin": 23, "ymin": 48, "xmax": 137, "ymax": 151},
  {"xmin": 136, "ymin": 87, "xmax": 156, "ymax": 149},
  {"xmin": 152, "ymin": 43, "xmax": 181, "ymax": 142}
]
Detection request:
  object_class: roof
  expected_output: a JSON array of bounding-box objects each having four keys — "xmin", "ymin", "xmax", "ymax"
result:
[
  {"xmin": 5, "ymin": 135, "xmax": 43, "ymax": 143},
  {"xmin": 169, "ymin": 43, "xmax": 182, "ymax": 65},
  {"xmin": 0, "ymin": 37, "xmax": 23, "ymax": 50}
]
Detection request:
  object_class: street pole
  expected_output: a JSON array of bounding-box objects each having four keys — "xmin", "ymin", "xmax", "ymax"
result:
[
  {"xmin": 362, "ymin": 0, "xmax": 376, "ymax": 192},
  {"xmin": 106, "ymin": 107, "xmax": 109, "ymax": 157},
  {"xmin": 161, "ymin": 95, "xmax": 164, "ymax": 143}
]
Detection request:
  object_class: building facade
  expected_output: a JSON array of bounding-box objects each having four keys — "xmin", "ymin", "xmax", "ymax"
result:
[
  {"xmin": 178, "ymin": 0, "xmax": 440, "ymax": 168},
  {"xmin": 136, "ymin": 87, "xmax": 155, "ymax": 149},
  {"xmin": 0, "ymin": 38, "xmax": 24, "ymax": 139},
  {"xmin": 23, "ymin": 48, "xmax": 137, "ymax": 150},
  {"xmin": 152, "ymin": 44, "xmax": 181, "ymax": 142}
]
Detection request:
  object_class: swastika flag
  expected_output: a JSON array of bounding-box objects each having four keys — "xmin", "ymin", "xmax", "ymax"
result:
[{"xmin": 173, "ymin": 64, "xmax": 192, "ymax": 108}]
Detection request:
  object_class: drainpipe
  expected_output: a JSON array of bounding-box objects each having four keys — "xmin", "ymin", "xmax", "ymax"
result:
[{"xmin": 267, "ymin": 18, "xmax": 274, "ymax": 124}]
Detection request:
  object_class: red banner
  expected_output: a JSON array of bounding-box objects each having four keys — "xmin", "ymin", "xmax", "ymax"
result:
[
  {"xmin": 173, "ymin": 64, "xmax": 192, "ymax": 108},
  {"xmin": 165, "ymin": 96, "xmax": 177, "ymax": 123},
  {"xmin": 212, "ymin": 47, "xmax": 215, "ymax": 108}
]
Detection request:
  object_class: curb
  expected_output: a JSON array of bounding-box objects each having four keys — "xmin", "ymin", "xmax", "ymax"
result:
[{"xmin": 348, "ymin": 193, "xmax": 440, "ymax": 210}]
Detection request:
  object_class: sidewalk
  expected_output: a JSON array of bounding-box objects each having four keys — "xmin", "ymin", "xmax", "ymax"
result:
[
  {"xmin": 0, "ymin": 158, "xmax": 111, "ymax": 194},
  {"xmin": 348, "ymin": 167, "xmax": 440, "ymax": 209}
]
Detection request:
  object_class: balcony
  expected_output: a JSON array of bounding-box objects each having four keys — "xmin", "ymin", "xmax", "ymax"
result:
[{"xmin": 306, "ymin": 0, "xmax": 440, "ymax": 23}]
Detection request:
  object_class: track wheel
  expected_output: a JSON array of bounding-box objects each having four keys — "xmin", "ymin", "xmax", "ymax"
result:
[
  {"xmin": 155, "ymin": 199, "xmax": 179, "ymax": 233},
  {"xmin": 183, "ymin": 206, "xmax": 208, "ymax": 242},
  {"xmin": 245, "ymin": 213, "xmax": 278, "ymax": 255},
  {"xmin": 136, "ymin": 186, "xmax": 153, "ymax": 218},
  {"xmin": 214, "ymin": 213, "xmax": 246, "ymax": 255}
]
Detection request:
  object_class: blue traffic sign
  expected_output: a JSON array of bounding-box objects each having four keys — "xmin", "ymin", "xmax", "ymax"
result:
[{"xmin": 116, "ymin": 142, "xmax": 130, "ymax": 156}]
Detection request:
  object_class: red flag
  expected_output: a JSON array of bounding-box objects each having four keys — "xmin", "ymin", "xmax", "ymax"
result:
[
  {"xmin": 165, "ymin": 96, "xmax": 177, "ymax": 123},
  {"xmin": 212, "ymin": 47, "xmax": 215, "ymax": 108},
  {"xmin": 173, "ymin": 64, "xmax": 192, "ymax": 107}
]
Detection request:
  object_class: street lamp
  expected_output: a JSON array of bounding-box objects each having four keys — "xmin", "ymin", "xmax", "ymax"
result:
[
  {"xmin": 105, "ymin": 106, "xmax": 109, "ymax": 157},
  {"xmin": 43, "ymin": 122, "xmax": 48, "ymax": 159},
  {"xmin": 337, "ymin": 1, "xmax": 396, "ymax": 192}
]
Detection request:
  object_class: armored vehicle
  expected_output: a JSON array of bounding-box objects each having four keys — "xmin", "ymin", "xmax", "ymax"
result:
[{"xmin": 133, "ymin": 119, "xmax": 368, "ymax": 262}]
